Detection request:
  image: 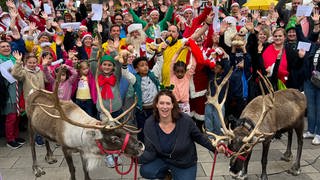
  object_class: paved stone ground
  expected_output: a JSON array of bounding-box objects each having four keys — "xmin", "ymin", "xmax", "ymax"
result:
[{"xmin": 1, "ymin": 125, "xmax": 320, "ymax": 180}]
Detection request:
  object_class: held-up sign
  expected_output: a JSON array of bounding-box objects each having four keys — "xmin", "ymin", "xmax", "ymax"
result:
[
  {"xmin": 296, "ymin": 5, "xmax": 313, "ymax": 17},
  {"xmin": 297, "ymin": 41, "xmax": 312, "ymax": 52},
  {"xmin": 60, "ymin": 22, "xmax": 81, "ymax": 30}
]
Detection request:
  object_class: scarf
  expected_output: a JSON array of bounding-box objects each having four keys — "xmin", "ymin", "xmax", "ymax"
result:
[
  {"xmin": 0, "ymin": 54, "xmax": 16, "ymax": 64},
  {"xmin": 98, "ymin": 74, "xmax": 116, "ymax": 100}
]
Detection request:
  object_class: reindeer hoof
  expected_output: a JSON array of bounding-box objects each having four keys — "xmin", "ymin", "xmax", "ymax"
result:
[
  {"xmin": 280, "ymin": 152, "xmax": 293, "ymax": 162},
  {"xmin": 260, "ymin": 174, "xmax": 268, "ymax": 180},
  {"xmin": 287, "ymin": 167, "xmax": 301, "ymax": 176},
  {"xmin": 33, "ymin": 166, "xmax": 46, "ymax": 177},
  {"xmin": 45, "ymin": 155, "xmax": 57, "ymax": 164}
]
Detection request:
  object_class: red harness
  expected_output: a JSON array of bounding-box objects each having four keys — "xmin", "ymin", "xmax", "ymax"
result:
[
  {"xmin": 95, "ymin": 133, "xmax": 138, "ymax": 180},
  {"xmin": 210, "ymin": 143, "xmax": 247, "ymax": 180}
]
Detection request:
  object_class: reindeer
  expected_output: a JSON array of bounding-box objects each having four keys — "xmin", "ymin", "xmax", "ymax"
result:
[
  {"xmin": 206, "ymin": 70, "xmax": 306, "ymax": 180},
  {"xmin": 26, "ymin": 30, "xmax": 144, "ymax": 180}
]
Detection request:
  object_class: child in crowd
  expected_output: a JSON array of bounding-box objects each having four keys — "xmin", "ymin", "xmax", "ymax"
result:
[
  {"xmin": 75, "ymin": 61, "xmax": 97, "ymax": 117},
  {"xmin": 97, "ymin": 55, "xmax": 123, "ymax": 120},
  {"xmin": 43, "ymin": 62, "xmax": 78, "ymax": 101},
  {"xmin": 121, "ymin": 53, "xmax": 164, "ymax": 142},
  {"xmin": 170, "ymin": 45, "xmax": 196, "ymax": 115},
  {"xmin": 96, "ymin": 55, "xmax": 123, "ymax": 168},
  {"xmin": 11, "ymin": 51, "xmax": 47, "ymax": 147}
]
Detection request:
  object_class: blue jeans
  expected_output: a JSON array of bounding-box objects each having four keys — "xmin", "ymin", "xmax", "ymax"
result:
[
  {"xmin": 304, "ymin": 80, "xmax": 320, "ymax": 135},
  {"xmin": 140, "ymin": 158, "xmax": 197, "ymax": 180},
  {"xmin": 75, "ymin": 99, "xmax": 95, "ymax": 117},
  {"xmin": 204, "ymin": 104, "xmax": 225, "ymax": 135},
  {"xmin": 135, "ymin": 108, "xmax": 153, "ymax": 142}
]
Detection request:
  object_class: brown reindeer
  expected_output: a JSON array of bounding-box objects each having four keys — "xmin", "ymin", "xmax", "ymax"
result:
[
  {"xmin": 26, "ymin": 30, "xmax": 144, "ymax": 180},
  {"xmin": 206, "ymin": 70, "xmax": 306, "ymax": 180}
]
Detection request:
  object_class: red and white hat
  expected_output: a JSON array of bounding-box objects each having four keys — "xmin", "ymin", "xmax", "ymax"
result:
[
  {"xmin": 81, "ymin": 32, "xmax": 92, "ymax": 42},
  {"xmin": 79, "ymin": 25, "xmax": 88, "ymax": 31},
  {"xmin": 183, "ymin": 6, "xmax": 193, "ymax": 14},
  {"xmin": 123, "ymin": 9, "xmax": 129, "ymax": 15},
  {"xmin": 127, "ymin": 23, "xmax": 143, "ymax": 34},
  {"xmin": 0, "ymin": 12, "xmax": 9, "ymax": 18},
  {"xmin": 148, "ymin": 9, "xmax": 159, "ymax": 16}
]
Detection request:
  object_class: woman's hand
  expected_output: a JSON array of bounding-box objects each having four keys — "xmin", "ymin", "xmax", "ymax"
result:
[
  {"xmin": 298, "ymin": 49, "xmax": 306, "ymax": 58},
  {"xmin": 12, "ymin": 51, "xmax": 23, "ymax": 63}
]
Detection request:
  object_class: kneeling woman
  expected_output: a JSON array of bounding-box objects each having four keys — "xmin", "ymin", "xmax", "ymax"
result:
[{"xmin": 139, "ymin": 90, "xmax": 216, "ymax": 180}]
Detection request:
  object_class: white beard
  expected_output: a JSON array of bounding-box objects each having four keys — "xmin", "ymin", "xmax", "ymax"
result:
[{"xmin": 126, "ymin": 32, "xmax": 146, "ymax": 57}]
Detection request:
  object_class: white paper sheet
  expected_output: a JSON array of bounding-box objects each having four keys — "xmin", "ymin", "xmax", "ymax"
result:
[
  {"xmin": 297, "ymin": 41, "xmax": 311, "ymax": 51},
  {"xmin": 64, "ymin": 0, "xmax": 70, "ymax": 4},
  {"xmin": 60, "ymin": 22, "xmax": 81, "ymax": 30},
  {"xmin": 0, "ymin": 61, "xmax": 16, "ymax": 84},
  {"xmin": 296, "ymin": 5, "xmax": 313, "ymax": 17},
  {"xmin": 43, "ymin": 3, "xmax": 52, "ymax": 15},
  {"xmin": 91, "ymin": 4, "xmax": 103, "ymax": 21}
]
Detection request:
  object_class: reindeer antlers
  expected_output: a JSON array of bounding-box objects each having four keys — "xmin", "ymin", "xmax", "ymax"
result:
[
  {"xmin": 242, "ymin": 72, "xmax": 275, "ymax": 143},
  {"xmin": 206, "ymin": 68, "xmax": 235, "ymax": 141}
]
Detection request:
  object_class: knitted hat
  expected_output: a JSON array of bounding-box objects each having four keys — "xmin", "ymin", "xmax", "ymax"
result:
[
  {"xmin": 81, "ymin": 32, "xmax": 92, "ymax": 42},
  {"xmin": 183, "ymin": 6, "xmax": 193, "ymax": 14},
  {"xmin": 127, "ymin": 23, "xmax": 142, "ymax": 34},
  {"xmin": 123, "ymin": 9, "xmax": 129, "ymax": 15},
  {"xmin": 100, "ymin": 55, "xmax": 116, "ymax": 65},
  {"xmin": 285, "ymin": 16, "xmax": 297, "ymax": 32}
]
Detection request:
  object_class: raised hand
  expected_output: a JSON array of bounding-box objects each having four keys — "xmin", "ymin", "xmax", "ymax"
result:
[
  {"xmin": 97, "ymin": 23, "xmax": 103, "ymax": 33},
  {"xmin": 245, "ymin": 21, "xmax": 254, "ymax": 32},
  {"xmin": 92, "ymin": 36, "xmax": 99, "ymax": 47},
  {"xmin": 206, "ymin": 11, "xmax": 215, "ymax": 24},
  {"xmin": 29, "ymin": 22, "xmax": 38, "ymax": 32},
  {"xmin": 40, "ymin": 12, "xmax": 49, "ymax": 20},
  {"xmin": 108, "ymin": 0, "xmax": 114, "ymax": 9},
  {"xmin": 6, "ymin": 0, "xmax": 16, "ymax": 10},
  {"xmin": 55, "ymin": 36, "xmax": 63, "ymax": 46},
  {"xmin": 9, "ymin": 9, "xmax": 19, "ymax": 20},
  {"xmin": 12, "ymin": 51, "xmax": 23, "ymax": 63},
  {"xmin": 296, "ymin": 15, "xmax": 305, "ymax": 25},
  {"xmin": 312, "ymin": 8, "xmax": 320, "ymax": 23}
]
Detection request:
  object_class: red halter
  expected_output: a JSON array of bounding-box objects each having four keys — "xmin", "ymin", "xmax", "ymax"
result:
[{"xmin": 95, "ymin": 133, "xmax": 138, "ymax": 179}]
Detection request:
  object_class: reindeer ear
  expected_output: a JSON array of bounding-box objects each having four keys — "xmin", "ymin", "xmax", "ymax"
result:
[{"xmin": 86, "ymin": 130, "xmax": 103, "ymax": 139}]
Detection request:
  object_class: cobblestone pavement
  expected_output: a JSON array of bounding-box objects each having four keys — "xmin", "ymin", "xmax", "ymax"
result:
[{"xmin": 1, "ymin": 126, "xmax": 320, "ymax": 180}]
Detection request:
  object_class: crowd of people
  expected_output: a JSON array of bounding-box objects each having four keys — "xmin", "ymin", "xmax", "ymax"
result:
[{"xmin": 1, "ymin": 0, "xmax": 320, "ymax": 179}]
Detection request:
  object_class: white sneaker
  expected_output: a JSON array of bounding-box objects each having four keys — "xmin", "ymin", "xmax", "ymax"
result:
[
  {"xmin": 303, "ymin": 131, "xmax": 315, "ymax": 139},
  {"xmin": 312, "ymin": 135, "xmax": 320, "ymax": 145},
  {"xmin": 104, "ymin": 155, "xmax": 115, "ymax": 168}
]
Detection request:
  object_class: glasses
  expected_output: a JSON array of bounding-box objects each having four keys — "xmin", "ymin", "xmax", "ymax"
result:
[
  {"xmin": 115, "ymin": 18, "xmax": 123, "ymax": 20},
  {"xmin": 0, "ymin": 45, "xmax": 10, "ymax": 48}
]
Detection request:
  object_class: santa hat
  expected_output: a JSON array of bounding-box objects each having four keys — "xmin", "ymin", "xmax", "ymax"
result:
[
  {"xmin": 81, "ymin": 32, "xmax": 92, "ymax": 42},
  {"xmin": 183, "ymin": 6, "xmax": 193, "ymax": 14},
  {"xmin": 0, "ymin": 12, "xmax": 9, "ymax": 18},
  {"xmin": 123, "ymin": 9, "xmax": 129, "ymax": 15},
  {"xmin": 148, "ymin": 9, "xmax": 159, "ymax": 16},
  {"xmin": 206, "ymin": 49, "xmax": 216, "ymax": 58},
  {"xmin": 127, "ymin": 23, "xmax": 142, "ymax": 34},
  {"xmin": 231, "ymin": 3, "xmax": 240, "ymax": 8},
  {"xmin": 79, "ymin": 25, "xmax": 87, "ymax": 31}
]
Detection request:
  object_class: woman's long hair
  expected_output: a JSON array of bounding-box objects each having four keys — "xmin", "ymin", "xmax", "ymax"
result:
[{"xmin": 152, "ymin": 90, "xmax": 181, "ymax": 123}]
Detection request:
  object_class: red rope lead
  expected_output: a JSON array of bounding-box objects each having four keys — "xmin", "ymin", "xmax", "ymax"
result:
[
  {"xmin": 210, "ymin": 143, "xmax": 247, "ymax": 180},
  {"xmin": 210, "ymin": 149, "xmax": 218, "ymax": 180}
]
